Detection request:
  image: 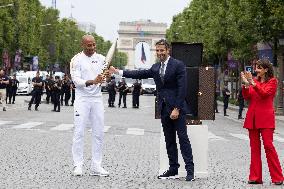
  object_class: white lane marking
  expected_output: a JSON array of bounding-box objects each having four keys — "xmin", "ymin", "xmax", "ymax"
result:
[
  {"xmin": 126, "ymin": 128, "xmax": 144, "ymax": 136},
  {"xmin": 51, "ymin": 124, "xmax": 74, "ymax": 131},
  {"xmin": 0, "ymin": 121, "xmax": 12, "ymax": 126},
  {"xmin": 104, "ymin": 126, "xmax": 111, "ymax": 133},
  {"xmin": 229, "ymin": 133, "xmax": 284, "ymax": 143},
  {"xmin": 13, "ymin": 122, "xmax": 44, "ymax": 129},
  {"xmin": 230, "ymin": 133, "xmax": 249, "ymax": 141},
  {"xmin": 88, "ymin": 126, "xmax": 111, "ymax": 133},
  {"xmin": 208, "ymin": 131, "xmax": 227, "ymax": 141}
]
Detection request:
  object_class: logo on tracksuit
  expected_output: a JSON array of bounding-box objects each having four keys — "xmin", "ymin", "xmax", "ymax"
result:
[{"xmin": 75, "ymin": 111, "xmax": 80, "ymax": 116}]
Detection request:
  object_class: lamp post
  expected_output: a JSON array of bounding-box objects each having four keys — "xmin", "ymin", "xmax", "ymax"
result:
[{"xmin": 277, "ymin": 31, "xmax": 284, "ymax": 115}]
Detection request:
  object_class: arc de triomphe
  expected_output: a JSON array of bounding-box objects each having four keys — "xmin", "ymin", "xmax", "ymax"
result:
[{"xmin": 117, "ymin": 20, "xmax": 167, "ymax": 70}]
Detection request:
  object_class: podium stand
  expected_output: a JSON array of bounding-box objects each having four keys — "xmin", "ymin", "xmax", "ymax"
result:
[{"xmin": 159, "ymin": 124, "xmax": 208, "ymax": 178}]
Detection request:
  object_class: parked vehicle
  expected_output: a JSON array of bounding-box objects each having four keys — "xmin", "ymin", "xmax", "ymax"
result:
[
  {"xmin": 16, "ymin": 73, "xmax": 33, "ymax": 95},
  {"xmin": 141, "ymin": 78, "xmax": 156, "ymax": 95}
]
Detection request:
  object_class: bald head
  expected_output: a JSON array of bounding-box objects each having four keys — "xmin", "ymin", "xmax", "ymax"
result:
[
  {"xmin": 81, "ymin": 35, "xmax": 96, "ymax": 57},
  {"xmin": 81, "ymin": 35, "xmax": 95, "ymax": 44}
]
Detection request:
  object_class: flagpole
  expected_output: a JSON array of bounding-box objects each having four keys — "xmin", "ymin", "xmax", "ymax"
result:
[{"xmin": 71, "ymin": 4, "xmax": 74, "ymax": 18}]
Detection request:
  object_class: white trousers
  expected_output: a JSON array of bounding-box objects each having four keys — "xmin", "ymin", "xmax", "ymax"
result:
[
  {"xmin": 72, "ymin": 97, "xmax": 104, "ymax": 169},
  {"xmin": 0, "ymin": 89, "xmax": 6, "ymax": 109}
]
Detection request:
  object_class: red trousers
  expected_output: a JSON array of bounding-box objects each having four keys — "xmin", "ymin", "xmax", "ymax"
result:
[{"xmin": 248, "ymin": 129, "xmax": 283, "ymax": 183}]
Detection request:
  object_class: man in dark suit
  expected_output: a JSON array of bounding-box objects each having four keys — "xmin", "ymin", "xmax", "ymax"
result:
[{"xmin": 109, "ymin": 39, "xmax": 194, "ymax": 181}]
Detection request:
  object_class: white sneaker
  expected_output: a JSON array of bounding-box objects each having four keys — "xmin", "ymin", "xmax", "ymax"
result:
[
  {"xmin": 73, "ymin": 166, "xmax": 83, "ymax": 176},
  {"xmin": 90, "ymin": 167, "xmax": 109, "ymax": 177}
]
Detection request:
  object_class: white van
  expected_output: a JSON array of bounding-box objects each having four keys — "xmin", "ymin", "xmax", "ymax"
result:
[
  {"xmin": 16, "ymin": 73, "xmax": 33, "ymax": 95},
  {"xmin": 141, "ymin": 78, "xmax": 156, "ymax": 95},
  {"xmin": 53, "ymin": 72, "xmax": 65, "ymax": 80},
  {"xmin": 16, "ymin": 70, "xmax": 48, "ymax": 95}
]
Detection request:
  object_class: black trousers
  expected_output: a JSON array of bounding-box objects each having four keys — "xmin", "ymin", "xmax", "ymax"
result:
[
  {"xmin": 8, "ymin": 88, "xmax": 17, "ymax": 103},
  {"xmin": 61, "ymin": 90, "xmax": 71, "ymax": 105},
  {"xmin": 71, "ymin": 90, "xmax": 75, "ymax": 105},
  {"xmin": 238, "ymin": 101, "xmax": 244, "ymax": 117},
  {"xmin": 132, "ymin": 93, "xmax": 140, "ymax": 107},
  {"xmin": 28, "ymin": 90, "xmax": 41, "ymax": 108},
  {"xmin": 118, "ymin": 92, "xmax": 127, "ymax": 107},
  {"xmin": 46, "ymin": 90, "xmax": 51, "ymax": 103},
  {"xmin": 108, "ymin": 91, "xmax": 116, "ymax": 106},
  {"xmin": 161, "ymin": 104, "xmax": 194, "ymax": 176},
  {"xmin": 223, "ymin": 99, "xmax": 229, "ymax": 115},
  {"xmin": 53, "ymin": 92, "xmax": 61, "ymax": 111}
]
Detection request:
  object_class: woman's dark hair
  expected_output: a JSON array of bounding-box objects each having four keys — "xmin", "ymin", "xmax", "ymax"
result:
[{"xmin": 256, "ymin": 58, "xmax": 274, "ymax": 82}]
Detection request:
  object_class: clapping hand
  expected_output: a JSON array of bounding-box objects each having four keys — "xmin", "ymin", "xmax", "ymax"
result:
[
  {"xmin": 241, "ymin": 71, "xmax": 249, "ymax": 86},
  {"xmin": 244, "ymin": 71, "xmax": 253, "ymax": 84}
]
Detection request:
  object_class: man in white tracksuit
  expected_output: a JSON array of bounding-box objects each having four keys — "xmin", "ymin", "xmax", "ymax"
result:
[{"xmin": 70, "ymin": 35, "xmax": 109, "ymax": 177}]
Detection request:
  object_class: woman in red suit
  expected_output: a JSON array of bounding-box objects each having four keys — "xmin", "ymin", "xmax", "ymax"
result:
[{"xmin": 241, "ymin": 59, "xmax": 283, "ymax": 185}]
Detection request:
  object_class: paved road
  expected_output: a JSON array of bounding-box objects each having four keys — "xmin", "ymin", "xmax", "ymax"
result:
[{"xmin": 1, "ymin": 94, "xmax": 284, "ymax": 188}]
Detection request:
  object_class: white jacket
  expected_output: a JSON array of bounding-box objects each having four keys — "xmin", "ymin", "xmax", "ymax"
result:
[{"xmin": 70, "ymin": 52, "xmax": 106, "ymax": 99}]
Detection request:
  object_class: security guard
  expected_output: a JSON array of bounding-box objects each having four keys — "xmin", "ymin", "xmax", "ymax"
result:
[
  {"xmin": 0, "ymin": 69, "xmax": 9, "ymax": 111},
  {"xmin": 61, "ymin": 74, "xmax": 71, "ymax": 106},
  {"xmin": 28, "ymin": 71, "xmax": 44, "ymax": 111},
  {"xmin": 117, "ymin": 78, "xmax": 128, "ymax": 108},
  {"xmin": 8, "ymin": 74, "xmax": 19, "ymax": 104},
  {"xmin": 70, "ymin": 80, "xmax": 76, "ymax": 106},
  {"xmin": 107, "ymin": 76, "xmax": 116, "ymax": 107},
  {"xmin": 44, "ymin": 75, "xmax": 52, "ymax": 104},
  {"xmin": 132, "ymin": 79, "xmax": 142, "ymax": 108},
  {"xmin": 52, "ymin": 75, "xmax": 61, "ymax": 112}
]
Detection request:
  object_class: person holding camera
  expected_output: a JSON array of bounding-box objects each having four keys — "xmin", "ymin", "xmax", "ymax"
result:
[{"xmin": 241, "ymin": 59, "xmax": 283, "ymax": 185}]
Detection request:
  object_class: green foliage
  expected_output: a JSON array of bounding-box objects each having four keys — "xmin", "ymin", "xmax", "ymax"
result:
[
  {"xmin": 112, "ymin": 51, "xmax": 127, "ymax": 69},
  {"xmin": 167, "ymin": 0, "xmax": 284, "ymax": 66},
  {"xmin": 0, "ymin": 0, "xmax": 125, "ymax": 73}
]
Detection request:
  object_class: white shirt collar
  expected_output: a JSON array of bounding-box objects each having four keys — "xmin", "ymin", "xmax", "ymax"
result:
[{"xmin": 161, "ymin": 56, "xmax": 170, "ymax": 65}]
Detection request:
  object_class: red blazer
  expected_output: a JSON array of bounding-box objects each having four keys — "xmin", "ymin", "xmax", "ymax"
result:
[{"xmin": 242, "ymin": 77, "xmax": 277, "ymax": 129}]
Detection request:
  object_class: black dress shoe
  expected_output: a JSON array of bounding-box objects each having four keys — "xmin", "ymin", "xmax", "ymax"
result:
[
  {"xmin": 28, "ymin": 107, "xmax": 31, "ymax": 111},
  {"xmin": 185, "ymin": 175, "xmax": 195, "ymax": 181},
  {"xmin": 274, "ymin": 181, "xmax": 283, "ymax": 185},
  {"xmin": 158, "ymin": 169, "xmax": 178, "ymax": 179},
  {"xmin": 248, "ymin": 180, "xmax": 262, "ymax": 184}
]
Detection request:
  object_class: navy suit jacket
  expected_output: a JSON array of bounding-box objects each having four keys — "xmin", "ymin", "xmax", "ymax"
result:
[{"xmin": 123, "ymin": 57, "xmax": 190, "ymax": 115}]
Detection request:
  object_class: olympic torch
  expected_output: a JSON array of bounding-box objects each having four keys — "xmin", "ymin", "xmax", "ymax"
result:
[{"xmin": 102, "ymin": 39, "xmax": 117, "ymax": 79}]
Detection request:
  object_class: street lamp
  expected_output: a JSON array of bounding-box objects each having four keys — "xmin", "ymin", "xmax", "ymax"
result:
[
  {"xmin": 0, "ymin": 3, "xmax": 13, "ymax": 8},
  {"xmin": 277, "ymin": 31, "xmax": 284, "ymax": 115}
]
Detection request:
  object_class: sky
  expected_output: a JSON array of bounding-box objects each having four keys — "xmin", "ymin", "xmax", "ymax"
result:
[{"xmin": 39, "ymin": 0, "xmax": 191, "ymax": 41}]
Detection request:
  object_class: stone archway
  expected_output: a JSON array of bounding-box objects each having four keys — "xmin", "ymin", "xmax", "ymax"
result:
[{"xmin": 117, "ymin": 20, "xmax": 167, "ymax": 70}]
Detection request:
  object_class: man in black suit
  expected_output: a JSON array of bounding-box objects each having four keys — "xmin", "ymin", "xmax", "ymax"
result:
[{"xmin": 109, "ymin": 39, "xmax": 194, "ymax": 181}]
